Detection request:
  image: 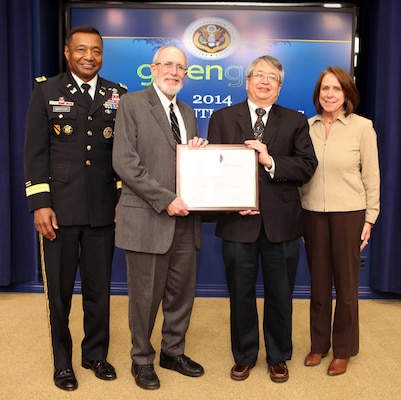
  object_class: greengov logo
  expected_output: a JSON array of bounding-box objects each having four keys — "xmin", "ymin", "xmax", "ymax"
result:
[{"xmin": 183, "ymin": 18, "xmax": 240, "ymax": 60}]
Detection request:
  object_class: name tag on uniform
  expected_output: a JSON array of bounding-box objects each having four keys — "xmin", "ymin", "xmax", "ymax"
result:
[{"xmin": 53, "ymin": 106, "xmax": 71, "ymax": 112}]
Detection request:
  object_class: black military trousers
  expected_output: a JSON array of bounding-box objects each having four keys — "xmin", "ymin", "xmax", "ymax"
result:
[{"xmin": 41, "ymin": 224, "xmax": 114, "ymax": 369}]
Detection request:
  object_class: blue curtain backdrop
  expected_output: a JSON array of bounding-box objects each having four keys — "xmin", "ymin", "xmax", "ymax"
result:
[
  {"xmin": 0, "ymin": 0, "xmax": 58, "ymax": 287},
  {"xmin": 0, "ymin": 0, "xmax": 36, "ymax": 286},
  {"xmin": 362, "ymin": 0, "xmax": 401, "ymax": 294},
  {"xmin": 0, "ymin": 0, "xmax": 400, "ymax": 295}
]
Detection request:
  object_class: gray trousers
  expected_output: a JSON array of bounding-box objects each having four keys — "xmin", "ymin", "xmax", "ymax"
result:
[{"xmin": 125, "ymin": 217, "xmax": 198, "ymax": 365}]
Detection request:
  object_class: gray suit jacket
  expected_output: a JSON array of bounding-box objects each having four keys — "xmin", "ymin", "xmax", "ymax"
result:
[{"xmin": 112, "ymin": 85, "xmax": 202, "ymax": 253}]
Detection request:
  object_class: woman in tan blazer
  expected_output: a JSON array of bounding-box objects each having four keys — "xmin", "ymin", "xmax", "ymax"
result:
[{"xmin": 299, "ymin": 66, "xmax": 380, "ymax": 376}]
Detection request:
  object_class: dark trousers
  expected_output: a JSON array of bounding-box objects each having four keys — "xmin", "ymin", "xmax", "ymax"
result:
[
  {"xmin": 303, "ymin": 210, "xmax": 365, "ymax": 358},
  {"xmin": 41, "ymin": 224, "xmax": 114, "ymax": 369},
  {"xmin": 222, "ymin": 228, "xmax": 299, "ymax": 366},
  {"xmin": 125, "ymin": 216, "xmax": 198, "ymax": 365}
]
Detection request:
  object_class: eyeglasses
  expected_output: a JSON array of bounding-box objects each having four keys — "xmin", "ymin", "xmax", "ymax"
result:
[
  {"xmin": 249, "ymin": 73, "xmax": 280, "ymax": 83},
  {"xmin": 155, "ymin": 62, "xmax": 187, "ymax": 73}
]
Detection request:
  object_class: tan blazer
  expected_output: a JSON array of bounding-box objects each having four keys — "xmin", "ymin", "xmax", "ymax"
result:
[{"xmin": 299, "ymin": 112, "xmax": 380, "ymax": 224}]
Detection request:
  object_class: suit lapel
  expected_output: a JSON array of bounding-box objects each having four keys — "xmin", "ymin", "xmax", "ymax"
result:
[
  {"xmin": 92, "ymin": 79, "xmax": 113, "ymax": 113},
  {"xmin": 237, "ymin": 101, "xmax": 255, "ymax": 141},
  {"xmin": 147, "ymin": 86, "xmax": 177, "ymax": 149},
  {"xmin": 263, "ymin": 104, "xmax": 281, "ymax": 147},
  {"xmin": 235, "ymin": 102, "xmax": 282, "ymax": 146},
  {"xmin": 177, "ymin": 100, "xmax": 194, "ymax": 141},
  {"xmin": 60, "ymin": 74, "xmax": 112, "ymax": 112},
  {"xmin": 59, "ymin": 75, "xmax": 87, "ymax": 107}
]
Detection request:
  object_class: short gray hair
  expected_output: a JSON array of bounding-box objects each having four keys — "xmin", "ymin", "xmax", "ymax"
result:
[
  {"xmin": 152, "ymin": 45, "xmax": 188, "ymax": 66},
  {"xmin": 246, "ymin": 55, "xmax": 284, "ymax": 83}
]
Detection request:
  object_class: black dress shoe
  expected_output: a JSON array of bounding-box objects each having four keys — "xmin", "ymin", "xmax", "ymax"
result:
[
  {"xmin": 131, "ymin": 363, "xmax": 160, "ymax": 390},
  {"xmin": 54, "ymin": 368, "xmax": 78, "ymax": 391},
  {"xmin": 82, "ymin": 359, "xmax": 117, "ymax": 380},
  {"xmin": 160, "ymin": 352, "xmax": 204, "ymax": 377}
]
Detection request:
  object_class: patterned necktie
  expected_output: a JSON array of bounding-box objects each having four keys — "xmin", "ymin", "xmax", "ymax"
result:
[
  {"xmin": 81, "ymin": 83, "xmax": 93, "ymax": 108},
  {"xmin": 169, "ymin": 103, "xmax": 181, "ymax": 144},
  {"xmin": 253, "ymin": 108, "xmax": 266, "ymax": 141}
]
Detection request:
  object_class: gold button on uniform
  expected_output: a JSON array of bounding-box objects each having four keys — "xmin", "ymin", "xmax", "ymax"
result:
[
  {"xmin": 86, "ymin": 160, "xmax": 91, "ymax": 166},
  {"xmin": 87, "ymin": 145, "xmax": 92, "ymax": 151},
  {"xmin": 87, "ymin": 130, "xmax": 93, "ymax": 136}
]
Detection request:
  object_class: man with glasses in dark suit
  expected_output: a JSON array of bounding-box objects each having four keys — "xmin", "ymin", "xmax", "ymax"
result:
[{"xmin": 207, "ymin": 55, "xmax": 317, "ymax": 384}]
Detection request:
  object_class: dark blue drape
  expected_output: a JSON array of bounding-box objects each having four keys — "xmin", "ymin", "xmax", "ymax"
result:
[
  {"xmin": 0, "ymin": 0, "xmax": 12, "ymax": 284},
  {"xmin": 362, "ymin": 0, "xmax": 401, "ymax": 294},
  {"xmin": 0, "ymin": 0, "xmax": 36, "ymax": 286},
  {"xmin": 0, "ymin": 0, "xmax": 58, "ymax": 287}
]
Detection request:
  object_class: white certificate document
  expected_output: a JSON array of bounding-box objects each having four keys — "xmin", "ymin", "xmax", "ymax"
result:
[{"xmin": 176, "ymin": 144, "xmax": 259, "ymax": 211}]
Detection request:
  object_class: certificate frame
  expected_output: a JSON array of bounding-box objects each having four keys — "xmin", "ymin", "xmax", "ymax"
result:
[{"xmin": 176, "ymin": 144, "xmax": 259, "ymax": 211}]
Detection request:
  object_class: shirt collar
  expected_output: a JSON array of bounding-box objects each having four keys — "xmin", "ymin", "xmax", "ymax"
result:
[
  {"xmin": 247, "ymin": 100, "xmax": 272, "ymax": 117},
  {"xmin": 153, "ymin": 83, "xmax": 177, "ymax": 110},
  {"xmin": 315, "ymin": 111, "xmax": 349, "ymax": 126},
  {"xmin": 71, "ymin": 72, "xmax": 98, "ymax": 92}
]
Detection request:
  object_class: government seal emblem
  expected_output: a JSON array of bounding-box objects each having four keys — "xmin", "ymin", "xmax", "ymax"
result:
[{"xmin": 183, "ymin": 18, "xmax": 240, "ymax": 60}]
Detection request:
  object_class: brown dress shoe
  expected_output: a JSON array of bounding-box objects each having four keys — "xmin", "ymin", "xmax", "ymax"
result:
[
  {"xmin": 327, "ymin": 358, "xmax": 349, "ymax": 376},
  {"xmin": 304, "ymin": 351, "xmax": 328, "ymax": 366},
  {"xmin": 269, "ymin": 362, "xmax": 289, "ymax": 383},
  {"xmin": 230, "ymin": 362, "xmax": 256, "ymax": 381}
]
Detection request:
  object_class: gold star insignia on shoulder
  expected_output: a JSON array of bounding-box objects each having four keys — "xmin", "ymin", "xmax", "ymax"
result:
[
  {"xmin": 118, "ymin": 83, "xmax": 128, "ymax": 90},
  {"xmin": 35, "ymin": 76, "xmax": 47, "ymax": 83}
]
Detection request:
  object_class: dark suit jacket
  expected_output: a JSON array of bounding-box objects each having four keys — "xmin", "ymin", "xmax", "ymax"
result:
[
  {"xmin": 112, "ymin": 85, "xmax": 202, "ymax": 254},
  {"xmin": 24, "ymin": 71, "xmax": 127, "ymax": 227},
  {"xmin": 207, "ymin": 101, "xmax": 318, "ymax": 243}
]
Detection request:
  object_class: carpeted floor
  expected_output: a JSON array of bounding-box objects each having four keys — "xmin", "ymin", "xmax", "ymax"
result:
[{"xmin": 1, "ymin": 293, "xmax": 400, "ymax": 400}]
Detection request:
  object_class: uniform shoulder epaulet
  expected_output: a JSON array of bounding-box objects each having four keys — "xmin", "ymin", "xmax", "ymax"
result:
[
  {"xmin": 35, "ymin": 76, "xmax": 47, "ymax": 83},
  {"xmin": 118, "ymin": 82, "xmax": 128, "ymax": 91}
]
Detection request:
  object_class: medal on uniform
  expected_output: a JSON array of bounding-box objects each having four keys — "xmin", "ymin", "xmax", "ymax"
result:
[
  {"xmin": 103, "ymin": 127, "xmax": 113, "ymax": 139},
  {"xmin": 49, "ymin": 97, "xmax": 74, "ymax": 106},
  {"xmin": 63, "ymin": 125, "xmax": 73, "ymax": 135},
  {"xmin": 103, "ymin": 88, "xmax": 121, "ymax": 110}
]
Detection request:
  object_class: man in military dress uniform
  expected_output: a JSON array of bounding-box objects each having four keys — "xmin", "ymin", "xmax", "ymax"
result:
[{"xmin": 24, "ymin": 25, "xmax": 127, "ymax": 391}]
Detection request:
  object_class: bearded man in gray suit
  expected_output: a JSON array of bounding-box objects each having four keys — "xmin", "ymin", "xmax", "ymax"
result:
[{"xmin": 112, "ymin": 46, "xmax": 208, "ymax": 390}]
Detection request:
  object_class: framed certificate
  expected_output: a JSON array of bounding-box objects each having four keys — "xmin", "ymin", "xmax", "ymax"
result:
[{"xmin": 176, "ymin": 144, "xmax": 259, "ymax": 211}]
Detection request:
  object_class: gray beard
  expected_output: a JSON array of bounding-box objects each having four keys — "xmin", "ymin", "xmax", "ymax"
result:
[{"xmin": 157, "ymin": 79, "xmax": 183, "ymax": 97}]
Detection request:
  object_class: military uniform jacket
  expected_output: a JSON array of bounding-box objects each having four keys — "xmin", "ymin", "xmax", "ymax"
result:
[{"xmin": 24, "ymin": 71, "xmax": 127, "ymax": 227}]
